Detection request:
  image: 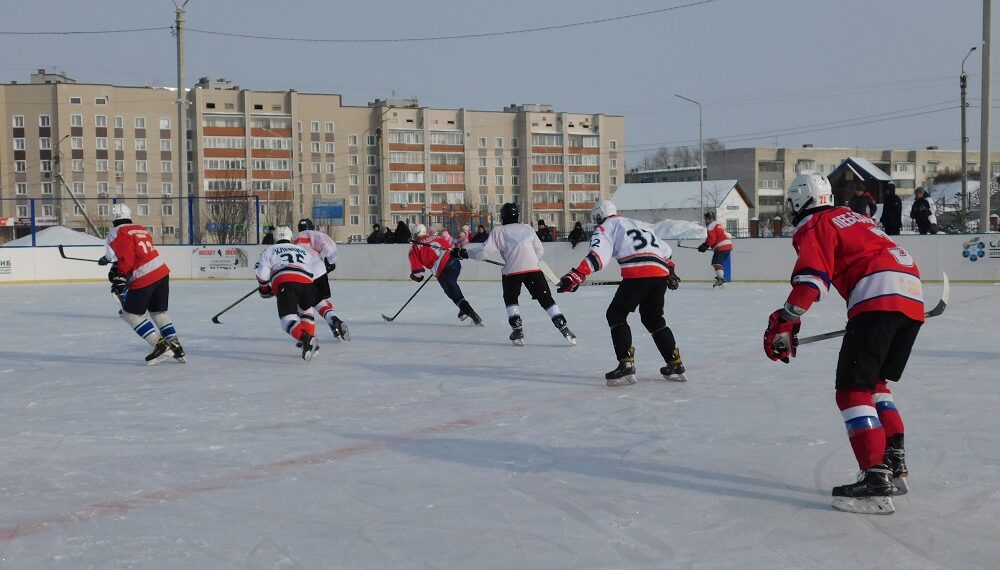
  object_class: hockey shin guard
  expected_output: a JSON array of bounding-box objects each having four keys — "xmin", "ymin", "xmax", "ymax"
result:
[
  {"xmin": 149, "ymin": 311, "xmax": 177, "ymax": 341},
  {"xmin": 836, "ymin": 389, "xmax": 887, "ymax": 470},
  {"xmin": 505, "ymin": 304, "xmax": 520, "ymax": 319},
  {"xmin": 298, "ymin": 310, "xmax": 317, "ymax": 337},
  {"xmin": 874, "ymin": 381, "xmax": 904, "ymax": 442},
  {"xmin": 609, "ymin": 323, "xmax": 633, "ymax": 361},
  {"xmin": 649, "ymin": 325, "xmax": 677, "ymax": 362},
  {"xmin": 281, "ymin": 314, "xmax": 310, "ymax": 340},
  {"xmin": 316, "ymin": 299, "xmax": 336, "ymax": 324},
  {"xmin": 121, "ymin": 311, "xmax": 161, "ymax": 346},
  {"xmin": 545, "ymin": 304, "xmax": 563, "ymax": 319}
]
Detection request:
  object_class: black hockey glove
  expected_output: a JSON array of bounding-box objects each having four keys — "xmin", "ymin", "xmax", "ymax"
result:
[
  {"xmin": 451, "ymin": 247, "xmax": 469, "ymax": 259},
  {"xmin": 665, "ymin": 269, "xmax": 681, "ymax": 290},
  {"xmin": 697, "ymin": 243, "xmax": 709, "ymax": 253},
  {"xmin": 97, "ymin": 256, "xmax": 111, "ymax": 266},
  {"xmin": 325, "ymin": 261, "xmax": 336, "ymax": 273},
  {"xmin": 108, "ymin": 269, "xmax": 127, "ymax": 296}
]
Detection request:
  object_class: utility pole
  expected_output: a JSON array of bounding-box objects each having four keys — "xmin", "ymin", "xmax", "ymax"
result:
[
  {"xmin": 962, "ymin": 46, "xmax": 977, "ymax": 220},
  {"xmin": 174, "ymin": 1, "xmax": 190, "ymax": 244},
  {"xmin": 981, "ymin": 0, "xmax": 993, "ymax": 231},
  {"xmin": 675, "ymin": 93, "xmax": 704, "ymax": 217}
]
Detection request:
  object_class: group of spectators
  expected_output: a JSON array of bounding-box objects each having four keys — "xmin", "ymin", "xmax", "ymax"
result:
[
  {"xmin": 848, "ymin": 182, "xmax": 939, "ymax": 235},
  {"xmin": 362, "ymin": 218, "xmax": 594, "ymax": 247}
]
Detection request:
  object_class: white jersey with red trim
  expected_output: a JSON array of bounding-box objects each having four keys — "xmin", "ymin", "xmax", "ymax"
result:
[
  {"xmin": 575, "ymin": 215, "xmax": 673, "ymax": 279},
  {"xmin": 293, "ymin": 229, "xmax": 338, "ymax": 266},
  {"xmin": 469, "ymin": 223, "xmax": 543, "ymax": 275},
  {"xmin": 254, "ymin": 243, "xmax": 322, "ymax": 290}
]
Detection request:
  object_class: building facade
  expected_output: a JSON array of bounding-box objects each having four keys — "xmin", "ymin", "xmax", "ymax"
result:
[{"xmin": 1, "ymin": 71, "xmax": 624, "ymax": 244}]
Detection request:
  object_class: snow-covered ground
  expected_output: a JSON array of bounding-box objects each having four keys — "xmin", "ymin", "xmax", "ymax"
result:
[{"xmin": 0, "ymin": 279, "xmax": 996, "ymax": 569}]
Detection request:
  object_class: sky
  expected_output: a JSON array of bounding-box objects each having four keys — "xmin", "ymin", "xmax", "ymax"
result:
[{"xmin": 1, "ymin": 0, "xmax": 997, "ymax": 165}]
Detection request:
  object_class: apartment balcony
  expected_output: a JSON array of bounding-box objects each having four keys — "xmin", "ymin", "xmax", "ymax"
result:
[
  {"xmin": 569, "ymin": 201, "xmax": 596, "ymax": 210},
  {"xmin": 203, "ymin": 127, "xmax": 245, "ymax": 137},
  {"xmin": 389, "ymin": 163, "xmax": 424, "ymax": 172},
  {"xmin": 250, "ymin": 127, "xmax": 291, "ymax": 137},
  {"xmin": 430, "ymin": 163, "xmax": 464, "ymax": 172},
  {"xmin": 389, "ymin": 203, "xmax": 426, "ymax": 212},
  {"xmin": 532, "ymin": 201, "xmax": 564, "ymax": 210}
]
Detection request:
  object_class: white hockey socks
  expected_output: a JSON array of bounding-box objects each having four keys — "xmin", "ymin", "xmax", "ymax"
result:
[
  {"xmin": 545, "ymin": 304, "xmax": 562, "ymax": 319},
  {"xmin": 121, "ymin": 311, "xmax": 162, "ymax": 347},
  {"xmin": 505, "ymin": 304, "xmax": 520, "ymax": 318},
  {"xmin": 149, "ymin": 311, "xmax": 178, "ymax": 341}
]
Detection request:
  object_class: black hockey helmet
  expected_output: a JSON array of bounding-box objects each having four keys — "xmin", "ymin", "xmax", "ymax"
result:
[
  {"xmin": 500, "ymin": 202, "xmax": 519, "ymax": 224},
  {"xmin": 297, "ymin": 218, "xmax": 315, "ymax": 231}
]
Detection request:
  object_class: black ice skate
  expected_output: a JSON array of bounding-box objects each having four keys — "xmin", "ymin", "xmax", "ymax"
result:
[
  {"xmin": 168, "ymin": 338, "xmax": 187, "ymax": 363},
  {"xmin": 831, "ymin": 464, "xmax": 895, "ymax": 515},
  {"xmin": 145, "ymin": 338, "xmax": 173, "ymax": 366},
  {"xmin": 299, "ymin": 332, "xmax": 319, "ymax": 362},
  {"xmin": 605, "ymin": 347, "xmax": 637, "ymax": 387},
  {"xmin": 459, "ymin": 300, "xmax": 483, "ymax": 327},
  {"xmin": 884, "ymin": 434, "xmax": 908, "ymax": 495},
  {"xmin": 330, "ymin": 316, "xmax": 350, "ymax": 342},
  {"xmin": 713, "ymin": 276, "xmax": 726, "ymax": 288},
  {"xmin": 659, "ymin": 348, "xmax": 688, "ymax": 382},
  {"xmin": 457, "ymin": 308, "xmax": 469, "ymax": 322},
  {"xmin": 552, "ymin": 315, "xmax": 576, "ymax": 346},
  {"xmin": 508, "ymin": 316, "xmax": 524, "ymax": 346}
]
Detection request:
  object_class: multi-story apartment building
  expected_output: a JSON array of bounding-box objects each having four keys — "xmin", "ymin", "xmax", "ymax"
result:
[
  {"xmin": 707, "ymin": 145, "xmax": 1000, "ymax": 220},
  {"xmin": 1, "ymin": 70, "xmax": 624, "ymax": 244}
]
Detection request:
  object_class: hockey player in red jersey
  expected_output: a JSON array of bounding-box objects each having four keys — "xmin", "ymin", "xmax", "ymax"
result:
[
  {"xmin": 408, "ymin": 223, "xmax": 483, "ymax": 326},
  {"xmin": 697, "ymin": 211, "xmax": 733, "ymax": 288},
  {"xmin": 558, "ymin": 200, "xmax": 686, "ymax": 386},
  {"xmin": 294, "ymin": 218, "xmax": 349, "ymax": 341},
  {"xmin": 763, "ymin": 172, "xmax": 923, "ymax": 515},
  {"xmin": 98, "ymin": 204, "xmax": 185, "ymax": 365},
  {"xmin": 457, "ymin": 202, "xmax": 575, "ymax": 346},
  {"xmin": 255, "ymin": 226, "xmax": 324, "ymax": 361}
]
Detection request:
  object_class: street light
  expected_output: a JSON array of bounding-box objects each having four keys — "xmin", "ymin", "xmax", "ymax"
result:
[
  {"xmin": 961, "ymin": 46, "xmax": 977, "ymax": 219},
  {"xmin": 675, "ymin": 93, "xmax": 704, "ymax": 218}
]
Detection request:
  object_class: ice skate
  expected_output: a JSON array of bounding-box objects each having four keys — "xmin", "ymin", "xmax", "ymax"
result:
[
  {"xmin": 167, "ymin": 339, "xmax": 187, "ymax": 363},
  {"xmin": 605, "ymin": 347, "xmax": 637, "ymax": 387},
  {"xmin": 659, "ymin": 348, "xmax": 687, "ymax": 382},
  {"xmin": 460, "ymin": 302, "xmax": 484, "ymax": 327},
  {"xmin": 457, "ymin": 308, "xmax": 469, "ymax": 322},
  {"xmin": 713, "ymin": 276, "xmax": 726, "ymax": 288},
  {"xmin": 508, "ymin": 316, "xmax": 524, "ymax": 346},
  {"xmin": 831, "ymin": 464, "xmax": 895, "ymax": 515},
  {"xmin": 144, "ymin": 338, "xmax": 173, "ymax": 366},
  {"xmin": 552, "ymin": 315, "xmax": 576, "ymax": 346},
  {"xmin": 884, "ymin": 434, "xmax": 908, "ymax": 495},
  {"xmin": 299, "ymin": 332, "xmax": 319, "ymax": 362},
  {"xmin": 330, "ymin": 316, "xmax": 350, "ymax": 342}
]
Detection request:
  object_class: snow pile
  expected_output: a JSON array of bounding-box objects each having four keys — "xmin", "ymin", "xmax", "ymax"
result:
[
  {"xmin": 3, "ymin": 225, "xmax": 105, "ymax": 247},
  {"xmin": 652, "ymin": 218, "xmax": 707, "ymax": 240}
]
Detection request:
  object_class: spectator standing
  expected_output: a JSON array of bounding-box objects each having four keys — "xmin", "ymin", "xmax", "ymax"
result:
[
  {"xmin": 536, "ymin": 219, "xmax": 553, "ymax": 242},
  {"xmin": 393, "ymin": 221, "xmax": 412, "ymax": 243},
  {"xmin": 261, "ymin": 225, "xmax": 276, "ymax": 244},
  {"xmin": 367, "ymin": 223, "xmax": 385, "ymax": 244},
  {"xmin": 880, "ymin": 183, "xmax": 903, "ymax": 235},
  {"xmin": 471, "ymin": 224, "xmax": 489, "ymax": 243},
  {"xmin": 849, "ymin": 184, "xmax": 877, "ymax": 218},
  {"xmin": 910, "ymin": 188, "xmax": 938, "ymax": 234},
  {"xmin": 568, "ymin": 221, "xmax": 587, "ymax": 248}
]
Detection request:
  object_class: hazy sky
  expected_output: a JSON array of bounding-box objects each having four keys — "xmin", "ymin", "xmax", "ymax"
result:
[{"xmin": 2, "ymin": 0, "xmax": 996, "ymax": 164}]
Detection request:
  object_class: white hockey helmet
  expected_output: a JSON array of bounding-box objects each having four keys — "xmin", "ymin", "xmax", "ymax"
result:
[
  {"xmin": 413, "ymin": 223, "xmax": 428, "ymax": 237},
  {"xmin": 591, "ymin": 199, "xmax": 617, "ymax": 225},
  {"xmin": 273, "ymin": 226, "xmax": 293, "ymax": 243},
  {"xmin": 786, "ymin": 172, "xmax": 833, "ymax": 218},
  {"xmin": 111, "ymin": 203, "xmax": 132, "ymax": 221}
]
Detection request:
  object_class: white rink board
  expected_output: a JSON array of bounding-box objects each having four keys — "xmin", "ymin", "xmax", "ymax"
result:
[{"xmin": 1, "ymin": 234, "xmax": 999, "ymax": 284}]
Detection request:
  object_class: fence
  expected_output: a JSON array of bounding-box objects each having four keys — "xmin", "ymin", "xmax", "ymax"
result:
[{"xmin": 0, "ymin": 195, "xmax": 261, "ymax": 246}]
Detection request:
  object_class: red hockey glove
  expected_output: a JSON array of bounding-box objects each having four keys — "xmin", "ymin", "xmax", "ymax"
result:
[
  {"xmin": 258, "ymin": 283, "xmax": 273, "ymax": 299},
  {"xmin": 410, "ymin": 272, "xmax": 425, "ymax": 283},
  {"xmin": 557, "ymin": 268, "xmax": 586, "ymax": 293},
  {"xmin": 764, "ymin": 308, "xmax": 800, "ymax": 363}
]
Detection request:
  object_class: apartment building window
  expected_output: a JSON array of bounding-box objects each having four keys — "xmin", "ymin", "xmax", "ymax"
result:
[
  {"xmin": 16, "ymin": 182, "xmax": 27, "ymax": 195},
  {"xmin": 348, "ymin": 134, "xmax": 358, "ymax": 146},
  {"xmin": 532, "ymin": 172, "xmax": 564, "ymax": 184},
  {"xmin": 70, "ymin": 114, "xmax": 83, "ymax": 127},
  {"xmin": 135, "ymin": 117, "xmax": 146, "ymax": 129},
  {"xmin": 531, "ymin": 133, "xmax": 562, "ymax": 146},
  {"xmin": 160, "ymin": 139, "xmax": 172, "ymax": 151},
  {"xmin": 326, "ymin": 183, "xmax": 336, "ymax": 194},
  {"xmin": 162, "ymin": 226, "xmax": 176, "ymax": 237},
  {"xmin": 388, "ymin": 130, "xmax": 423, "ymax": 144},
  {"xmin": 39, "ymin": 115, "xmax": 50, "ymax": 127},
  {"xmin": 311, "ymin": 121, "xmax": 320, "ymax": 132},
  {"xmin": 326, "ymin": 163, "xmax": 335, "ymax": 174},
  {"xmin": 137, "ymin": 204, "xmax": 149, "ymax": 217},
  {"xmin": 13, "ymin": 138, "xmax": 25, "ymax": 151},
  {"xmin": 349, "ymin": 195, "xmax": 360, "ymax": 206},
  {"xmin": 96, "ymin": 115, "xmax": 107, "ymax": 127},
  {"xmin": 369, "ymin": 214, "xmax": 377, "ymax": 226},
  {"xmin": 429, "ymin": 132, "xmax": 464, "ymax": 145},
  {"xmin": 325, "ymin": 121, "xmax": 335, "ymax": 133},
  {"xmin": 39, "ymin": 159, "xmax": 52, "ymax": 172},
  {"xmin": 610, "ymin": 159, "xmax": 618, "ymax": 169},
  {"xmin": 325, "ymin": 142, "xmax": 334, "ymax": 154},
  {"xmin": 431, "ymin": 172, "xmax": 465, "ymax": 184},
  {"xmin": 611, "ymin": 176, "xmax": 618, "ymax": 185},
  {"xmin": 16, "ymin": 205, "xmax": 29, "ymax": 218},
  {"xmin": 39, "ymin": 137, "xmax": 51, "ymax": 150},
  {"xmin": 42, "ymin": 204, "xmax": 54, "ymax": 217},
  {"xmin": 478, "ymin": 137, "xmax": 487, "ymax": 148},
  {"xmin": 311, "ymin": 163, "xmax": 321, "ymax": 174},
  {"xmin": 158, "ymin": 203, "xmax": 173, "ymax": 217},
  {"xmin": 69, "ymin": 97, "xmax": 82, "ymax": 105},
  {"xmin": 367, "ymin": 155, "xmax": 378, "ymax": 166},
  {"xmin": 567, "ymin": 154, "xmax": 599, "ymax": 166},
  {"xmin": 511, "ymin": 156, "xmax": 519, "ymax": 167},
  {"xmin": 496, "ymin": 193, "xmax": 504, "ymax": 205},
  {"xmin": 115, "ymin": 183, "xmax": 124, "ymax": 195},
  {"xmin": 12, "ymin": 115, "xmax": 24, "ymax": 127},
  {"xmin": 389, "ymin": 192, "xmax": 426, "ymax": 205},
  {"xmin": 569, "ymin": 135, "xmax": 599, "ymax": 148},
  {"xmin": 389, "ymin": 172, "xmax": 424, "ymax": 183},
  {"xmin": 512, "ymin": 175, "xmax": 520, "ymax": 186},
  {"xmin": 71, "ymin": 137, "xmax": 84, "ymax": 150},
  {"xmin": 532, "ymin": 154, "xmax": 564, "ymax": 166},
  {"xmin": 312, "ymin": 183, "xmax": 322, "ymax": 195},
  {"xmin": 159, "ymin": 118, "xmax": 171, "ymax": 129},
  {"xmin": 479, "ymin": 175, "xmax": 488, "ymax": 186},
  {"xmin": 98, "ymin": 203, "xmax": 111, "ymax": 217},
  {"xmin": 72, "ymin": 182, "xmax": 84, "ymax": 195},
  {"xmin": 349, "ymin": 155, "xmax": 359, "ymax": 166},
  {"xmin": 114, "ymin": 139, "xmax": 124, "ymax": 151},
  {"xmin": 367, "ymin": 174, "xmax": 378, "ymax": 186},
  {"xmin": 480, "ymin": 193, "xmax": 489, "ymax": 205},
  {"xmin": 495, "ymin": 157, "xmax": 503, "ymax": 168},
  {"xmin": 479, "ymin": 157, "xmax": 487, "ymax": 167},
  {"xmin": 350, "ymin": 215, "xmax": 360, "ymax": 225},
  {"xmin": 511, "ymin": 137, "xmax": 519, "ymax": 148},
  {"xmin": 41, "ymin": 182, "xmax": 53, "ymax": 195},
  {"xmin": 495, "ymin": 137, "xmax": 503, "ymax": 148},
  {"xmin": 114, "ymin": 116, "xmax": 123, "ymax": 129},
  {"xmin": 311, "ymin": 141, "xmax": 321, "ymax": 153},
  {"xmin": 115, "ymin": 160, "xmax": 124, "ymax": 172},
  {"xmin": 162, "ymin": 182, "xmax": 173, "ymax": 196},
  {"xmin": 96, "ymin": 138, "xmax": 108, "ymax": 150},
  {"xmin": 349, "ymin": 174, "xmax": 359, "ymax": 186},
  {"xmin": 15, "ymin": 160, "xmax": 26, "ymax": 172},
  {"xmin": 96, "ymin": 160, "xmax": 107, "ymax": 172},
  {"xmin": 368, "ymin": 194, "xmax": 378, "ymax": 206},
  {"xmin": 135, "ymin": 138, "xmax": 147, "ymax": 151},
  {"xmin": 496, "ymin": 175, "xmax": 504, "ymax": 186},
  {"xmin": 609, "ymin": 140, "xmax": 618, "ymax": 150},
  {"xmin": 136, "ymin": 160, "xmax": 148, "ymax": 173},
  {"xmin": 95, "ymin": 97, "xmax": 108, "ymax": 105},
  {"xmin": 74, "ymin": 204, "xmax": 86, "ymax": 216},
  {"xmin": 137, "ymin": 183, "xmax": 148, "ymax": 195},
  {"xmin": 161, "ymin": 161, "xmax": 173, "ymax": 172},
  {"xmin": 367, "ymin": 135, "xmax": 377, "ymax": 146},
  {"xmin": 72, "ymin": 159, "xmax": 84, "ymax": 172}
]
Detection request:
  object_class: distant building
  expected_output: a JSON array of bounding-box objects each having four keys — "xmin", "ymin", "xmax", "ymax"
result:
[
  {"xmin": 626, "ymin": 165, "xmax": 706, "ymax": 184},
  {"xmin": 827, "ymin": 157, "xmax": 893, "ymax": 205},
  {"xmin": 610, "ymin": 180, "xmax": 752, "ymax": 235}
]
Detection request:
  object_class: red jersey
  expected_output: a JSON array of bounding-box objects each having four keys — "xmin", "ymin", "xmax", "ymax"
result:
[
  {"xmin": 704, "ymin": 222, "xmax": 733, "ymax": 252},
  {"xmin": 104, "ymin": 223, "xmax": 169, "ymax": 289},
  {"xmin": 786, "ymin": 207, "xmax": 924, "ymax": 322},
  {"xmin": 409, "ymin": 235, "xmax": 453, "ymax": 278}
]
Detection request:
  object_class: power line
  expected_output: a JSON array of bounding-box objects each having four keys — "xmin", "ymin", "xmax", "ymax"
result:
[
  {"xmin": 0, "ymin": 27, "xmax": 169, "ymax": 36},
  {"xmin": 186, "ymin": 0, "xmax": 717, "ymax": 43}
]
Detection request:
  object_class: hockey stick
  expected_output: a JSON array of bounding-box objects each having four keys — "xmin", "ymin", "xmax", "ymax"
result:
[
  {"xmin": 381, "ymin": 276, "xmax": 434, "ymax": 322},
  {"xmin": 409, "ymin": 239, "xmax": 504, "ymax": 266},
  {"xmin": 57, "ymin": 244, "xmax": 103, "ymax": 263},
  {"xmin": 211, "ymin": 288, "xmax": 257, "ymax": 324},
  {"xmin": 798, "ymin": 273, "xmax": 949, "ymax": 345},
  {"xmin": 675, "ymin": 240, "xmax": 704, "ymax": 250},
  {"xmin": 537, "ymin": 260, "xmax": 560, "ymax": 285}
]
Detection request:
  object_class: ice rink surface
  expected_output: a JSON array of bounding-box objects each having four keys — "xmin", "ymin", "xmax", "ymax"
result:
[{"xmin": 0, "ymin": 278, "xmax": 996, "ymax": 569}]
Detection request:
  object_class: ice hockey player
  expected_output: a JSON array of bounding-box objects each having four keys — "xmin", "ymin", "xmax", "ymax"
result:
[
  {"xmin": 293, "ymin": 218, "xmax": 349, "ymax": 342},
  {"xmin": 98, "ymin": 204, "xmax": 185, "ymax": 365},
  {"xmin": 255, "ymin": 226, "xmax": 323, "ymax": 361},
  {"xmin": 557, "ymin": 199, "xmax": 685, "ymax": 386},
  {"xmin": 408, "ymin": 223, "xmax": 483, "ymax": 326},
  {"xmin": 697, "ymin": 211, "xmax": 733, "ymax": 288},
  {"xmin": 457, "ymin": 202, "xmax": 575, "ymax": 346},
  {"xmin": 763, "ymin": 172, "xmax": 923, "ymax": 515}
]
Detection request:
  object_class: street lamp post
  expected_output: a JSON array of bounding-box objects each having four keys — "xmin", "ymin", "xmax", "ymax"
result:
[
  {"xmin": 675, "ymin": 93, "xmax": 704, "ymax": 218},
  {"xmin": 961, "ymin": 46, "xmax": 977, "ymax": 220}
]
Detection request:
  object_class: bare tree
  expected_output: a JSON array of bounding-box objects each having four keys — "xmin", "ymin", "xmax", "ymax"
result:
[{"xmin": 205, "ymin": 188, "xmax": 252, "ymax": 244}]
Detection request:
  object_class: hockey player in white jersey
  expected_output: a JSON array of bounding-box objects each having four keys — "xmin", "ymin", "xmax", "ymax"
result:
[
  {"xmin": 456, "ymin": 202, "xmax": 575, "ymax": 346},
  {"xmin": 558, "ymin": 200, "xmax": 686, "ymax": 385},
  {"xmin": 254, "ymin": 226, "xmax": 324, "ymax": 361},
  {"xmin": 294, "ymin": 218, "xmax": 349, "ymax": 342}
]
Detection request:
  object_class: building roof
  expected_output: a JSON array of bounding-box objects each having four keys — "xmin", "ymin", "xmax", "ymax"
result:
[
  {"xmin": 610, "ymin": 180, "xmax": 751, "ymax": 211},
  {"xmin": 828, "ymin": 156, "xmax": 892, "ymax": 182}
]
